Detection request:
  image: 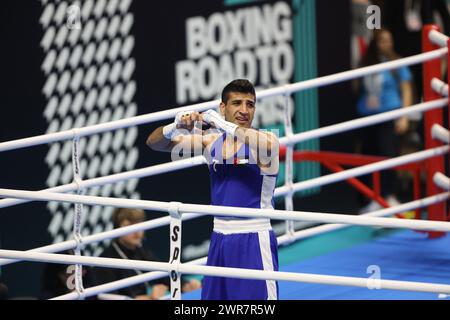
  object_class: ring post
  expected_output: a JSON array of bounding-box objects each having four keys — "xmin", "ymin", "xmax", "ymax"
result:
[{"xmin": 422, "ymin": 25, "xmax": 446, "ymax": 238}]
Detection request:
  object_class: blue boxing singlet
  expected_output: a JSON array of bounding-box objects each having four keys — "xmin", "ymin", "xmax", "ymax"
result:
[
  {"xmin": 207, "ymin": 133, "xmax": 277, "ymax": 216},
  {"xmin": 201, "ymin": 132, "xmax": 279, "ymax": 300}
]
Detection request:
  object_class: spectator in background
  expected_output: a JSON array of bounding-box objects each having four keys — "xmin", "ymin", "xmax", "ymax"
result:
[
  {"xmin": 95, "ymin": 208, "xmax": 201, "ymax": 300},
  {"xmin": 383, "ymin": 0, "xmax": 450, "ymax": 100},
  {"xmin": 40, "ymin": 249, "xmax": 97, "ymax": 299},
  {"xmin": 351, "ymin": 0, "xmax": 374, "ymax": 69},
  {"xmin": 355, "ymin": 28, "xmax": 414, "ymax": 213}
]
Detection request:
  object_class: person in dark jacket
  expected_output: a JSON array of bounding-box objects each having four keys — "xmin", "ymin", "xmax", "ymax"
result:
[
  {"xmin": 95, "ymin": 208, "xmax": 201, "ymax": 300},
  {"xmin": 40, "ymin": 249, "xmax": 97, "ymax": 300}
]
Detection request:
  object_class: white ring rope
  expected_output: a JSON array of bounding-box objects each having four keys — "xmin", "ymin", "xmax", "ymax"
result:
[
  {"xmin": 432, "ymin": 124, "xmax": 450, "ymax": 144},
  {"xmin": 433, "ymin": 173, "xmax": 450, "ymax": 191},
  {"xmin": 0, "ymin": 249, "xmax": 450, "ymax": 295},
  {"xmin": 0, "ymin": 156, "xmax": 206, "ymax": 210},
  {"xmin": 0, "ymin": 88, "xmax": 444, "ymax": 213},
  {"xmin": 0, "ymin": 31, "xmax": 447, "ymax": 300},
  {"xmin": 0, "ymin": 213, "xmax": 201, "ymax": 267},
  {"xmin": 0, "ymin": 48, "xmax": 446, "ymax": 154},
  {"xmin": 0, "ymin": 151, "xmax": 448, "ymax": 298},
  {"xmin": 0, "ymin": 98, "xmax": 446, "ymax": 213},
  {"xmin": 49, "ymin": 192, "xmax": 448, "ymax": 300},
  {"xmin": 0, "ymin": 190, "xmax": 447, "ymax": 291},
  {"xmin": 278, "ymin": 98, "xmax": 447, "ymax": 146},
  {"xmin": 429, "ymin": 30, "xmax": 449, "ymax": 48},
  {"xmin": 277, "ymin": 192, "xmax": 450, "ymax": 244},
  {"xmin": 275, "ymin": 145, "xmax": 449, "ymax": 196},
  {"xmin": 431, "ymin": 78, "xmax": 449, "ymax": 97},
  {"xmin": 52, "ymin": 257, "xmax": 208, "ymax": 300},
  {"xmin": 0, "ymin": 191, "xmax": 446, "ymax": 271},
  {"xmin": 0, "ymin": 188, "xmax": 450, "ymax": 232}
]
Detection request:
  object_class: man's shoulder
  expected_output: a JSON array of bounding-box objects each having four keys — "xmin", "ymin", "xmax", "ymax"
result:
[
  {"xmin": 202, "ymin": 129, "xmax": 221, "ymax": 138},
  {"xmin": 202, "ymin": 129, "xmax": 222, "ymax": 146}
]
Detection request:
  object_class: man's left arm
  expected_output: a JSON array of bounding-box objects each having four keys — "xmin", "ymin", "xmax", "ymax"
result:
[
  {"xmin": 235, "ymin": 127, "xmax": 279, "ymax": 162},
  {"xmin": 201, "ymin": 109, "xmax": 280, "ymax": 164}
]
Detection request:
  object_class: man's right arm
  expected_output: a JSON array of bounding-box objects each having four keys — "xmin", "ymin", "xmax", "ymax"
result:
[
  {"xmin": 146, "ymin": 126, "xmax": 175, "ymax": 152},
  {"xmin": 146, "ymin": 111, "xmax": 214, "ymax": 153},
  {"xmin": 146, "ymin": 125, "xmax": 205, "ymax": 153}
]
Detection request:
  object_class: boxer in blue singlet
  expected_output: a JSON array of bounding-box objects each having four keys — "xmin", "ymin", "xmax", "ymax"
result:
[{"xmin": 146, "ymin": 79, "xmax": 280, "ymax": 300}]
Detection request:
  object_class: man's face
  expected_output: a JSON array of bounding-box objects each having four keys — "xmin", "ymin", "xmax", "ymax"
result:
[
  {"xmin": 220, "ymin": 92, "xmax": 256, "ymax": 128},
  {"xmin": 118, "ymin": 219, "xmax": 144, "ymax": 249}
]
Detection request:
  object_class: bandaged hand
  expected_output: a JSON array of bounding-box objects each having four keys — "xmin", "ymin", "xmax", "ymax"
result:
[
  {"xmin": 201, "ymin": 109, "xmax": 238, "ymax": 136},
  {"xmin": 163, "ymin": 110, "xmax": 200, "ymax": 139}
]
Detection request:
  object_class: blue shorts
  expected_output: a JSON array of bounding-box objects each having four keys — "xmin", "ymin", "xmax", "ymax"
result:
[{"xmin": 201, "ymin": 219, "xmax": 279, "ymax": 300}]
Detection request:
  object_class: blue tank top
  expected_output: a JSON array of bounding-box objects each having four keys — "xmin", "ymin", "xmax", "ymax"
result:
[{"xmin": 207, "ymin": 134, "xmax": 278, "ymax": 219}]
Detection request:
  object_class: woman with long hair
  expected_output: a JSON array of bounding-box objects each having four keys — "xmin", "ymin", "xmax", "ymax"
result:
[{"xmin": 356, "ymin": 28, "xmax": 414, "ymax": 213}]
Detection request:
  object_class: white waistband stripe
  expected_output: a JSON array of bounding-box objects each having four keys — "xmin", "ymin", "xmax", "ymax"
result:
[{"xmin": 213, "ymin": 218, "xmax": 272, "ymax": 234}]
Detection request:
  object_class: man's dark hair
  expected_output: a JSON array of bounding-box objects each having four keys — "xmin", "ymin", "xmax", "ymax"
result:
[{"xmin": 221, "ymin": 79, "xmax": 256, "ymax": 103}]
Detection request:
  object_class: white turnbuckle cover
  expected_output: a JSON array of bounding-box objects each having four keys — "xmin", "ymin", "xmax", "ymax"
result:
[{"xmin": 168, "ymin": 202, "xmax": 182, "ymax": 300}]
